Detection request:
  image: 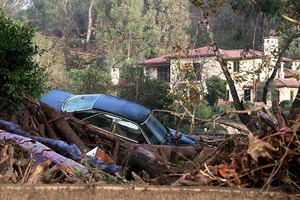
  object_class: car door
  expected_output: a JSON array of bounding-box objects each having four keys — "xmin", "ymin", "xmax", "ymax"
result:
[{"xmin": 83, "ymin": 112, "xmax": 149, "ymax": 144}]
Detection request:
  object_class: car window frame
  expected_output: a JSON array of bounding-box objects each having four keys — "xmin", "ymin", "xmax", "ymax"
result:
[{"xmin": 81, "ymin": 110, "xmax": 151, "ymax": 144}]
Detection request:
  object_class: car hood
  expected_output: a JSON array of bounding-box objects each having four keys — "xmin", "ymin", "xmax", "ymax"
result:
[
  {"xmin": 40, "ymin": 90, "xmax": 72, "ymax": 112},
  {"xmin": 163, "ymin": 128, "xmax": 196, "ymax": 145}
]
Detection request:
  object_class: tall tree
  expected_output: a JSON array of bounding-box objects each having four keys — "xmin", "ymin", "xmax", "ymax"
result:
[{"xmin": 95, "ymin": 0, "xmax": 191, "ymax": 80}]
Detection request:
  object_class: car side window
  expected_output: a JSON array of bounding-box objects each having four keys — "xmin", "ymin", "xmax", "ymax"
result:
[
  {"xmin": 84, "ymin": 114, "xmax": 113, "ymax": 131},
  {"xmin": 113, "ymin": 118, "xmax": 146, "ymax": 143}
]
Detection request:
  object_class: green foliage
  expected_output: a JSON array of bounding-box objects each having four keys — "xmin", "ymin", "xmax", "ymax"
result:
[
  {"xmin": 26, "ymin": 0, "xmax": 88, "ymax": 37},
  {"xmin": 0, "ymin": 10, "xmax": 48, "ymax": 113},
  {"xmin": 215, "ymin": 102, "xmax": 239, "ymax": 121},
  {"xmin": 33, "ymin": 33, "xmax": 67, "ymax": 89},
  {"xmin": 197, "ymin": 103, "xmax": 213, "ymax": 119},
  {"xmin": 204, "ymin": 75, "xmax": 228, "ymax": 106},
  {"xmin": 95, "ymin": 171, "xmax": 118, "ymax": 184},
  {"xmin": 66, "ymin": 63, "xmax": 110, "ymax": 94},
  {"xmin": 280, "ymin": 100, "xmax": 292, "ymax": 117},
  {"xmin": 119, "ymin": 63, "xmax": 172, "ymax": 110},
  {"xmin": 96, "ymin": 0, "xmax": 190, "ymax": 71}
]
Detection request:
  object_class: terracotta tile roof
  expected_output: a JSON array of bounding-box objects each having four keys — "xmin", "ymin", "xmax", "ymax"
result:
[
  {"xmin": 140, "ymin": 56, "xmax": 169, "ymax": 65},
  {"xmin": 264, "ymin": 36, "xmax": 279, "ymax": 39},
  {"xmin": 168, "ymin": 46, "xmax": 216, "ymax": 58},
  {"xmin": 282, "ymin": 57, "xmax": 293, "ymax": 62},
  {"xmin": 222, "ymin": 49, "xmax": 263, "ymax": 60},
  {"xmin": 169, "ymin": 46, "xmax": 262, "ymax": 60},
  {"xmin": 245, "ymin": 78, "xmax": 300, "ymax": 89},
  {"xmin": 278, "ymin": 68, "xmax": 300, "ymax": 78},
  {"xmin": 142, "ymin": 46, "xmax": 263, "ymax": 65},
  {"xmin": 274, "ymin": 78, "xmax": 300, "ymax": 88},
  {"xmin": 293, "ymin": 59, "xmax": 300, "ymax": 62}
]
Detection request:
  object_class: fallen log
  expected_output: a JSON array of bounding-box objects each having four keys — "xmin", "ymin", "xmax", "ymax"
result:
[
  {"xmin": 123, "ymin": 146, "xmax": 170, "ymax": 178},
  {"xmin": 130, "ymin": 144, "xmax": 202, "ymax": 164},
  {"xmin": 40, "ymin": 102, "xmax": 89, "ymax": 153},
  {"xmin": 26, "ymin": 154, "xmax": 52, "ymax": 184},
  {"xmin": 0, "ymin": 129, "xmax": 88, "ymax": 174},
  {"xmin": 0, "ymin": 120, "xmax": 83, "ymax": 162}
]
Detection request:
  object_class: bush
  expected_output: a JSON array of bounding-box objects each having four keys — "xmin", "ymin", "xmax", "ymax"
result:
[
  {"xmin": 119, "ymin": 77, "xmax": 172, "ymax": 110},
  {"xmin": 118, "ymin": 61, "xmax": 172, "ymax": 110},
  {"xmin": 197, "ymin": 102, "xmax": 213, "ymax": 119},
  {"xmin": 66, "ymin": 64, "xmax": 110, "ymax": 94},
  {"xmin": 0, "ymin": 11, "xmax": 48, "ymax": 113},
  {"xmin": 204, "ymin": 75, "xmax": 228, "ymax": 106},
  {"xmin": 280, "ymin": 100, "xmax": 292, "ymax": 117},
  {"xmin": 216, "ymin": 102, "xmax": 239, "ymax": 121}
]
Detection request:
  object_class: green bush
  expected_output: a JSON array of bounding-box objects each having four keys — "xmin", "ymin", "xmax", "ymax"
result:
[
  {"xmin": 66, "ymin": 64, "xmax": 110, "ymax": 94},
  {"xmin": 197, "ymin": 102, "xmax": 213, "ymax": 119},
  {"xmin": 204, "ymin": 75, "xmax": 228, "ymax": 106},
  {"xmin": 118, "ymin": 61, "xmax": 172, "ymax": 111},
  {"xmin": 119, "ymin": 77, "xmax": 172, "ymax": 111},
  {"xmin": 280, "ymin": 100, "xmax": 292, "ymax": 117},
  {"xmin": 0, "ymin": 10, "xmax": 48, "ymax": 113},
  {"xmin": 216, "ymin": 102, "xmax": 239, "ymax": 121}
]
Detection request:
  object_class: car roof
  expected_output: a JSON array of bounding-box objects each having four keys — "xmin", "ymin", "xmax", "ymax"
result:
[
  {"xmin": 94, "ymin": 95, "xmax": 151, "ymax": 123},
  {"xmin": 41, "ymin": 90, "xmax": 151, "ymax": 123}
]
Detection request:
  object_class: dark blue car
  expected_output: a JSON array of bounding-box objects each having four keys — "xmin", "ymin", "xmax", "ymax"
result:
[{"xmin": 41, "ymin": 90, "xmax": 195, "ymax": 146}]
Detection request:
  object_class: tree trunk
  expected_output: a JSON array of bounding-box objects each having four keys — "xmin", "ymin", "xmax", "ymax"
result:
[
  {"xmin": 40, "ymin": 102, "xmax": 89, "ymax": 153},
  {"xmin": 85, "ymin": 0, "xmax": 94, "ymax": 51},
  {"xmin": 190, "ymin": 4, "xmax": 257, "ymax": 133},
  {"xmin": 0, "ymin": 130, "xmax": 88, "ymax": 174},
  {"xmin": 123, "ymin": 146, "xmax": 169, "ymax": 178}
]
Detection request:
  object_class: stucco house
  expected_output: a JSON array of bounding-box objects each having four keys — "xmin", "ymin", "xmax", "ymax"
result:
[{"xmin": 139, "ymin": 36, "xmax": 300, "ymax": 105}]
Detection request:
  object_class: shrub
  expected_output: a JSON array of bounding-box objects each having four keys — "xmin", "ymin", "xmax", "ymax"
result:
[
  {"xmin": 280, "ymin": 100, "xmax": 292, "ymax": 117},
  {"xmin": 0, "ymin": 10, "xmax": 48, "ymax": 113},
  {"xmin": 66, "ymin": 64, "xmax": 110, "ymax": 94},
  {"xmin": 118, "ymin": 61, "xmax": 172, "ymax": 110},
  {"xmin": 204, "ymin": 75, "xmax": 228, "ymax": 106}
]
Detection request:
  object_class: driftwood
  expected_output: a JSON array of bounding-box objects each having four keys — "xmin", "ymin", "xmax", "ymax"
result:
[
  {"xmin": 0, "ymin": 129, "xmax": 88, "ymax": 174},
  {"xmin": 123, "ymin": 146, "xmax": 170, "ymax": 178},
  {"xmin": 0, "ymin": 120, "xmax": 83, "ymax": 162},
  {"xmin": 26, "ymin": 154, "xmax": 52, "ymax": 184},
  {"xmin": 40, "ymin": 102, "xmax": 89, "ymax": 153}
]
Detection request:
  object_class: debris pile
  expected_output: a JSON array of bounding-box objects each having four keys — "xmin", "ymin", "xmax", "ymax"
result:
[{"xmin": 0, "ymin": 96, "xmax": 299, "ymax": 194}]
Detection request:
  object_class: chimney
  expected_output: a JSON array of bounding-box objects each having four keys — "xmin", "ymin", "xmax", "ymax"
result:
[
  {"xmin": 264, "ymin": 36, "xmax": 279, "ymax": 66},
  {"xmin": 279, "ymin": 62, "xmax": 285, "ymax": 79}
]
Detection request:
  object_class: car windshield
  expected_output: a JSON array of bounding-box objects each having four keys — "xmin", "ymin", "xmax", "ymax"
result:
[
  {"xmin": 141, "ymin": 114, "xmax": 167, "ymax": 145},
  {"xmin": 62, "ymin": 94, "xmax": 100, "ymax": 112}
]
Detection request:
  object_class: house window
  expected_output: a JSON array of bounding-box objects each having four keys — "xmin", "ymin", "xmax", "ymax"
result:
[
  {"xmin": 244, "ymin": 90, "xmax": 251, "ymax": 101},
  {"xmin": 291, "ymin": 90, "xmax": 294, "ymax": 101},
  {"xmin": 271, "ymin": 90, "xmax": 280, "ymax": 102},
  {"xmin": 192, "ymin": 63, "xmax": 202, "ymax": 81},
  {"xmin": 233, "ymin": 61, "xmax": 240, "ymax": 72},
  {"xmin": 157, "ymin": 66, "xmax": 170, "ymax": 82}
]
